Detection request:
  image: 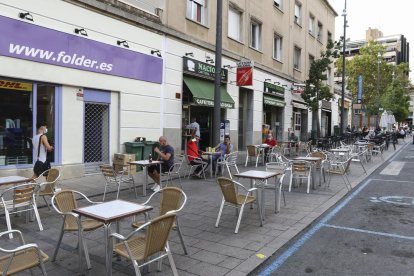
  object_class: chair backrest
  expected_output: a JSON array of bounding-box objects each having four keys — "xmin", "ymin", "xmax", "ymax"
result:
[
  {"xmin": 216, "ymin": 177, "xmax": 238, "ymax": 205},
  {"xmin": 343, "ymin": 157, "xmax": 352, "ymax": 173},
  {"xmin": 159, "ymin": 187, "xmax": 185, "ymax": 216},
  {"xmin": 144, "ymin": 212, "xmax": 176, "ymax": 258},
  {"xmin": 226, "ymin": 151, "xmax": 239, "ymax": 165},
  {"xmin": 41, "ymin": 168, "xmax": 61, "ymax": 194},
  {"xmin": 1, "ymin": 183, "xmax": 38, "ymax": 210},
  {"xmin": 100, "ymin": 164, "xmax": 117, "ymax": 181},
  {"xmin": 292, "ymin": 161, "xmax": 310, "ymax": 174},
  {"xmin": 53, "ymin": 190, "xmax": 78, "ymax": 229},
  {"xmin": 266, "ymin": 162, "xmax": 286, "ymax": 173},
  {"xmin": 309, "ymin": 151, "xmax": 326, "ymax": 168},
  {"xmin": 246, "ymin": 145, "xmax": 257, "ymax": 157}
]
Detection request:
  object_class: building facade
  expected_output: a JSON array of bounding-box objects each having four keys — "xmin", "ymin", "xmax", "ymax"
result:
[{"xmin": 0, "ymin": 0, "xmax": 337, "ymax": 178}]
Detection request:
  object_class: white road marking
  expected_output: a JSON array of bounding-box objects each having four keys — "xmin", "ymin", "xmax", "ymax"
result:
[
  {"xmin": 380, "ymin": 161, "xmax": 405, "ymax": 175},
  {"xmin": 371, "ymin": 178, "xmax": 414, "ymax": 184},
  {"xmin": 323, "ymin": 224, "xmax": 414, "ymax": 241}
]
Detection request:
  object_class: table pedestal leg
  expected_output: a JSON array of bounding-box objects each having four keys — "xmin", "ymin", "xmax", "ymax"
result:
[
  {"xmin": 104, "ymin": 223, "xmax": 112, "ymax": 276},
  {"xmin": 143, "ymin": 167, "xmax": 148, "ymax": 197}
]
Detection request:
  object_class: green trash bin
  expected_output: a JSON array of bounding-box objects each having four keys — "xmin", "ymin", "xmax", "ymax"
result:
[
  {"xmin": 143, "ymin": 141, "xmax": 160, "ymax": 160},
  {"xmin": 125, "ymin": 142, "xmax": 144, "ymax": 171}
]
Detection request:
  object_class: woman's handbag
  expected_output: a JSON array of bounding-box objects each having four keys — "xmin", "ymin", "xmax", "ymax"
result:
[{"xmin": 33, "ymin": 135, "xmax": 51, "ymax": 176}]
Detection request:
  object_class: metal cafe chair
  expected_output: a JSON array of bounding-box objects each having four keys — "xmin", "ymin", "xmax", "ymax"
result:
[
  {"xmin": 132, "ymin": 187, "xmax": 188, "ymax": 255},
  {"xmin": 216, "ymin": 177, "xmax": 263, "ymax": 234},
  {"xmin": 0, "ymin": 229, "xmax": 49, "ymax": 275},
  {"xmin": 111, "ymin": 212, "xmax": 179, "ymax": 276},
  {"xmin": 0, "ymin": 183, "xmax": 43, "ymax": 239}
]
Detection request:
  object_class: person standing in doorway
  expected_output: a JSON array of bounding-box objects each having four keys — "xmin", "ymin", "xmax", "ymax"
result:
[
  {"xmin": 186, "ymin": 117, "xmax": 200, "ymax": 139},
  {"xmin": 32, "ymin": 123, "xmax": 53, "ymax": 178}
]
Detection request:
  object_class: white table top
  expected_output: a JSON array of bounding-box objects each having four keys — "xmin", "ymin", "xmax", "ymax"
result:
[
  {"xmin": 203, "ymin": 152, "xmax": 222, "ymax": 155},
  {"xmin": 0, "ymin": 176, "xmax": 31, "ymax": 185},
  {"xmin": 74, "ymin": 199, "xmax": 152, "ymax": 223},
  {"xmin": 329, "ymin": 148, "xmax": 350, "ymax": 152},
  {"xmin": 234, "ymin": 170, "xmax": 279, "ymax": 180},
  {"xmin": 293, "ymin": 157, "xmax": 322, "ymax": 161},
  {"xmin": 129, "ymin": 160, "xmax": 163, "ymax": 166}
]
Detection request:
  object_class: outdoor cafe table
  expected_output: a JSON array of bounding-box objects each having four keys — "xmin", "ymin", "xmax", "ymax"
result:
[
  {"xmin": 202, "ymin": 151, "xmax": 222, "ymax": 177},
  {"xmin": 73, "ymin": 199, "xmax": 152, "ymax": 276},
  {"xmin": 234, "ymin": 170, "xmax": 281, "ymax": 220},
  {"xmin": 255, "ymin": 144, "xmax": 270, "ymax": 165},
  {"xmin": 129, "ymin": 160, "xmax": 163, "ymax": 196},
  {"xmin": 292, "ymin": 156, "xmax": 322, "ymax": 188},
  {"xmin": 0, "ymin": 176, "xmax": 32, "ymax": 187}
]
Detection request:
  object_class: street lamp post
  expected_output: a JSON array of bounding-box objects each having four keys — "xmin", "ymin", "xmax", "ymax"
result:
[
  {"xmin": 377, "ymin": 50, "xmax": 381, "ymax": 127},
  {"xmin": 340, "ymin": 0, "xmax": 347, "ymax": 135}
]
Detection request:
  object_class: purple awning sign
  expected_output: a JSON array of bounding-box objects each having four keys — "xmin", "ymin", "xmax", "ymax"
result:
[{"xmin": 0, "ymin": 15, "xmax": 162, "ymax": 83}]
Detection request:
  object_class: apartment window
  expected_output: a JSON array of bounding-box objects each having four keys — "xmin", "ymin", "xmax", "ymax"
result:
[
  {"xmin": 186, "ymin": 0, "xmax": 207, "ymax": 25},
  {"xmin": 273, "ymin": 33, "xmax": 283, "ymax": 61},
  {"xmin": 308, "ymin": 14, "xmax": 315, "ymax": 35},
  {"xmin": 317, "ymin": 22, "xmax": 323, "ymax": 42},
  {"xmin": 274, "ymin": 0, "xmax": 283, "ymax": 9},
  {"xmin": 294, "ymin": 46, "xmax": 301, "ymax": 70},
  {"xmin": 294, "ymin": 2, "xmax": 302, "ymax": 25},
  {"xmin": 327, "ymin": 31, "xmax": 332, "ymax": 43},
  {"xmin": 228, "ymin": 6, "xmax": 242, "ymax": 41},
  {"xmin": 250, "ymin": 20, "xmax": 262, "ymax": 50},
  {"xmin": 309, "ymin": 54, "xmax": 315, "ymax": 65}
]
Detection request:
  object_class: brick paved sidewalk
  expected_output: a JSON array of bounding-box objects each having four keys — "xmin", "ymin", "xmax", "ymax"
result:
[{"xmin": 0, "ymin": 141, "xmax": 407, "ymax": 276}]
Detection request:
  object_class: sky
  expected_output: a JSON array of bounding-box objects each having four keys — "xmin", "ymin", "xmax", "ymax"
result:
[{"xmin": 329, "ymin": 0, "xmax": 413, "ymax": 80}]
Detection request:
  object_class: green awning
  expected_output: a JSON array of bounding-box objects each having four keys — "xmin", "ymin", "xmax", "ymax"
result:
[
  {"xmin": 183, "ymin": 76, "xmax": 235, "ymax": 108},
  {"xmin": 263, "ymin": 95, "xmax": 285, "ymax": 107}
]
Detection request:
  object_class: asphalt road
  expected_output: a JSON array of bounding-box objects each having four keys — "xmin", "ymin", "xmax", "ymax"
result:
[{"xmin": 251, "ymin": 142, "xmax": 414, "ymax": 276}]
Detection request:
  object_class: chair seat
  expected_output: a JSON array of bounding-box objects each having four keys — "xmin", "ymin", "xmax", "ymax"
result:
[
  {"xmin": 133, "ymin": 220, "xmax": 178, "ymax": 230},
  {"xmin": 0, "ymin": 248, "xmax": 49, "ymax": 275},
  {"xmin": 38, "ymin": 190, "xmax": 53, "ymax": 196},
  {"xmin": 65, "ymin": 218, "xmax": 104, "ymax": 231},
  {"xmin": 236, "ymin": 194, "xmax": 256, "ymax": 205},
  {"xmin": 114, "ymin": 236, "xmax": 146, "ymax": 261}
]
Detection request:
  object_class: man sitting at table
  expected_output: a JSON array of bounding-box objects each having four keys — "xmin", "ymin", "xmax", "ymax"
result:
[
  {"xmin": 148, "ymin": 136, "xmax": 174, "ymax": 192},
  {"xmin": 288, "ymin": 132, "xmax": 300, "ymax": 155},
  {"xmin": 187, "ymin": 136, "xmax": 208, "ymax": 178},
  {"xmin": 212, "ymin": 135, "xmax": 233, "ymax": 172}
]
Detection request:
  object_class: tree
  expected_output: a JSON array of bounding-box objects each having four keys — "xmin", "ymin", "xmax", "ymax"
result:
[
  {"xmin": 302, "ymin": 39, "xmax": 338, "ymax": 138},
  {"xmin": 381, "ymin": 63, "xmax": 411, "ymax": 122},
  {"xmin": 337, "ymin": 41, "xmax": 411, "ymax": 124},
  {"xmin": 337, "ymin": 42, "xmax": 392, "ymax": 116}
]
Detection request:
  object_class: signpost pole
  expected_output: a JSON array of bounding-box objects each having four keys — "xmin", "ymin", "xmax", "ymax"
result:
[{"xmin": 213, "ymin": 0, "xmax": 223, "ymax": 146}]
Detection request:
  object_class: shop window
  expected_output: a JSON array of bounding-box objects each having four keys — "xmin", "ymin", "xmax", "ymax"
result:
[{"xmin": 0, "ymin": 80, "xmax": 57, "ymax": 167}]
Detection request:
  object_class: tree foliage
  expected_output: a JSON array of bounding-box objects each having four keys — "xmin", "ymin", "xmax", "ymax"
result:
[
  {"xmin": 337, "ymin": 41, "xmax": 410, "ymax": 120},
  {"xmin": 302, "ymin": 39, "xmax": 338, "ymax": 137},
  {"xmin": 302, "ymin": 39, "xmax": 339, "ymax": 112}
]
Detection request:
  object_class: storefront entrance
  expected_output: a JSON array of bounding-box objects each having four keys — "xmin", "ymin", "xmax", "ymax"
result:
[{"xmin": 0, "ymin": 78, "xmax": 58, "ymax": 168}]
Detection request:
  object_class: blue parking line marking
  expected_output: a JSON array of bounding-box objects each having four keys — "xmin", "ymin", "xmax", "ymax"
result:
[
  {"xmin": 258, "ymin": 179, "xmax": 372, "ymax": 276},
  {"xmin": 323, "ymin": 223, "xmax": 414, "ymax": 241},
  {"xmin": 258, "ymin": 143, "xmax": 408, "ymax": 276}
]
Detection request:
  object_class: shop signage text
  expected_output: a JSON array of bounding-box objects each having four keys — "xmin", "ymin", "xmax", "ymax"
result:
[
  {"xmin": 194, "ymin": 98, "xmax": 234, "ymax": 108},
  {"xmin": 263, "ymin": 82, "xmax": 284, "ymax": 97},
  {"xmin": 0, "ymin": 16, "xmax": 162, "ymax": 83},
  {"xmin": 0, "ymin": 79, "xmax": 32, "ymax": 91},
  {"xmin": 236, "ymin": 60, "xmax": 254, "ymax": 68},
  {"xmin": 183, "ymin": 57, "xmax": 228, "ymax": 82},
  {"xmin": 236, "ymin": 67, "xmax": 253, "ymax": 86}
]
